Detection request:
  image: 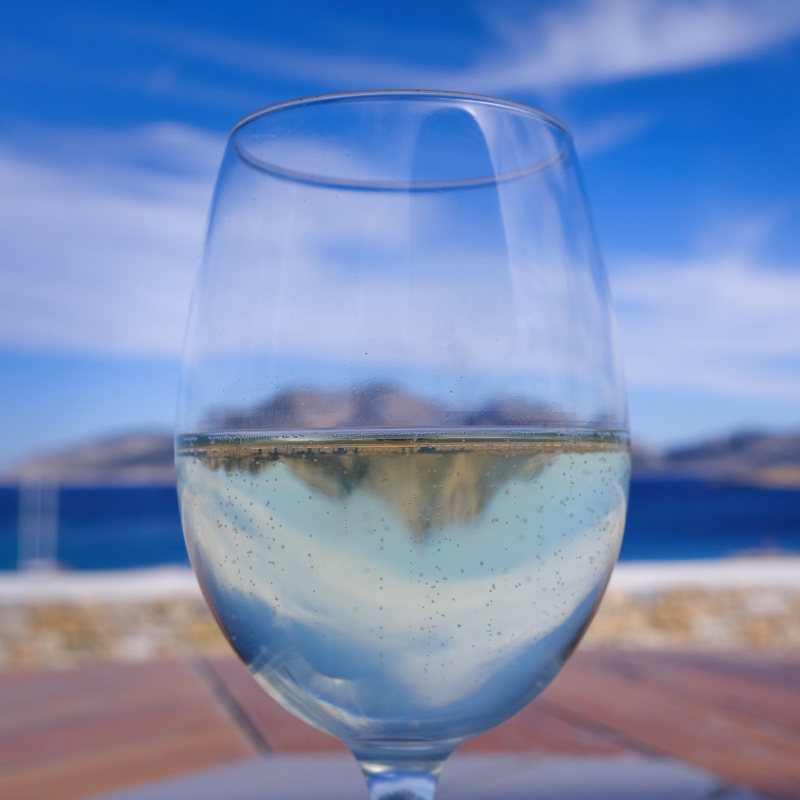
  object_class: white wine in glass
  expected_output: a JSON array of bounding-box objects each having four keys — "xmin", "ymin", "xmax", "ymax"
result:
[{"xmin": 176, "ymin": 92, "xmax": 629, "ymax": 800}]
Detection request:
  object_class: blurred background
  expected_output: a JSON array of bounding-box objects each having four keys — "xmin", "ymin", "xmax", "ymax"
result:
[
  {"xmin": 1, "ymin": 0, "xmax": 799, "ymax": 659},
  {"xmin": 2, "ymin": 0, "xmax": 800, "ymax": 462}
]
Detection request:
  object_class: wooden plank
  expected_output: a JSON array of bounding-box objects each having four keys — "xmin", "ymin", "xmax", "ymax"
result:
[
  {"xmin": 462, "ymin": 699, "xmax": 631, "ymax": 755},
  {"xmin": 0, "ymin": 698, "xmax": 239, "ymax": 769},
  {"xmin": 542, "ymin": 651, "xmax": 800, "ymax": 800},
  {"xmin": 0, "ymin": 661, "xmax": 258, "ymax": 800},
  {"xmin": 0, "ymin": 660, "xmax": 204, "ymax": 730},
  {"xmin": 653, "ymin": 650, "xmax": 800, "ymax": 692},
  {"xmin": 0, "ymin": 720, "xmax": 256, "ymax": 800},
  {"xmin": 584, "ymin": 649, "xmax": 800, "ymax": 736},
  {"xmin": 0, "ymin": 660, "xmax": 167, "ymax": 712},
  {"xmin": 3, "ymin": 651, "xmax": 798, "ymax": 799},
  {"xmin": 0, "ymin": 661, "xmax": 237, "ymax": 765},
  {"xmin": 204, "ymin": 657, "xmax": 347, "ymax": 754}
]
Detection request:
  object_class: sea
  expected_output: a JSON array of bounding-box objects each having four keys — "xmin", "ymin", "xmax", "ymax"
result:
[{"xmin": 0, "ymin": 479, "xmax": 798, "ymax": 571}]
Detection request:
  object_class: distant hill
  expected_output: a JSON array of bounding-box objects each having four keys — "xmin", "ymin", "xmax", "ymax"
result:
[
  {"xmin": 208, "ymin": 383, "xmax": 567, "ymax": 430},
  {"xmin": 0, "ymin": 432, "xmax": 175, "ymax": 486},
  {"xmin": 633, "ymin": 431, "xmax": 800, "ymax": 488},
  {"xmin": 3, "ymin": 426, "xmax": 800, "ymax": 488}
]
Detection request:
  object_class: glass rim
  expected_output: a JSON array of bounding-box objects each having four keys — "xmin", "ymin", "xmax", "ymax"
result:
[{"xmin": 230, "ymin": 90, "xmax": 573, "ymax": 192}]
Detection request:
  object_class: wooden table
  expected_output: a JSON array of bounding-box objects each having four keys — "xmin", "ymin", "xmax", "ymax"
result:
[{"xmin": 1, "ymin": 649, "xmax": 798, "ymax": 800}]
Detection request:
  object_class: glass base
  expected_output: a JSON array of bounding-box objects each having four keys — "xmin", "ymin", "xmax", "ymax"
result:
[
  {"xmin": 354, "ymin": 741, "xmax": 456, "ymax": 800},
  {"xmin": 365, "ymin": 770, "xmax": 438, "ymax": 800}
]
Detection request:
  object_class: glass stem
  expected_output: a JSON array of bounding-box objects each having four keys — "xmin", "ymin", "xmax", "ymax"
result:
[
  {"xmin": 366, "ymin": 769, "xmax": 438, "ymax": 800},
  {"xmin": 354, "ymin": 743, "xmax": 453, "ymax": 799}
]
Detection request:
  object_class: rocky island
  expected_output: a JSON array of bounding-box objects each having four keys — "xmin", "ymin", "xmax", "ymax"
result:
[
  {"xmin": 0, "ymin": 432, "xmax": 175, "ymax": 486},
  {"xmin": 5, "ymin": 426, "xmax": 800, "ymax": 488},
  {"xmin": 632, "ymin": 431, "xmax": 800, "ymax": 488}
]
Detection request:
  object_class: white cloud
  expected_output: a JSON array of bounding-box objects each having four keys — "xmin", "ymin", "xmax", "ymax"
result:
[
  {"xmin": 570, "ymin": 113, "xmax": 655, "ymax": 159},
  {"xmin": 3, "ymin": 118, "xmax": 798, "ymax": 421},
  {"xmin": 472, "ymin": 0, "xmax": 800, "ymax": 92},
  {"xmin": 611, "ymin": 251, "xmax": 800, "ymax": 402},
  {"xmin": 153, "ymin": 0, "xmax": 800, "ymax": 96},
  {"xmin": 0, "ymin": 124, "xmax": 224, "ymax": 356}
]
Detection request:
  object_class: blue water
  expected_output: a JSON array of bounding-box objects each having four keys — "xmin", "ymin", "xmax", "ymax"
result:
[
  {"xmin": 0, "ymin": 486, "xmax": 189, "ymax": 571},
  {"xmin": 623, "ymin": 479, "xmax": 800, "ymax": 560},
  {"xmin": 0, "ymin": 479, "xmax": 798, "ymax": 570}
]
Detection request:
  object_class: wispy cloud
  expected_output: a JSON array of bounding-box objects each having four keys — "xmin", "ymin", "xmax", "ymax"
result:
[
  {"xmin": 141, "ymin": 0, "xmax": 800, "ymax": 96},
  {"xmin": 0, "ymin": 124, "xmax": 224, "ymax": 356},
  {"xmin": 570, "ymin": 112, "xmax": 655, "ymax": 159},
  {"xmin": 3, "ymin": 122, "xmax": 798, "ymax": 414},
  {"xmin": 612, "ymin": 250, "xmax": 800, "ymax": 402},
  {"xmin": 473, "ymin": 0, "xmax": 800, "ymax": 92}
]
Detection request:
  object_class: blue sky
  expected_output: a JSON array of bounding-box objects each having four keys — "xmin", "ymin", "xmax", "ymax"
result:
[{"xmin": 2, "ymin": 0, "xmax": 800, "ymax": 465}]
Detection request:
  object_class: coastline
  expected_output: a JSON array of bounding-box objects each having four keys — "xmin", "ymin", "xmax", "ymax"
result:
[
  {"xmin": 0, "ymin": 565, "xmax": 201, "ymax": 604},
  {"xmin": 1, "ymin": 557, "xmax": 798, "ymax": 669},
  {"xmin": 608, "ymin": 556, "xmax": 800, "ymax": 591},
  {"xmin": 2, "ymin": 557, "xmax": 799, "ymax": 604},
  {"xmin": 587, "ymin": 556, "xmax": 800, "ymax": 652}
]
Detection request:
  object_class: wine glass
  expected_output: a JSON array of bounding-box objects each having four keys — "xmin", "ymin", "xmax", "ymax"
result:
[{"xmin": 176, "ymin": 91, "xmax": 629, "ymax": 800}]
